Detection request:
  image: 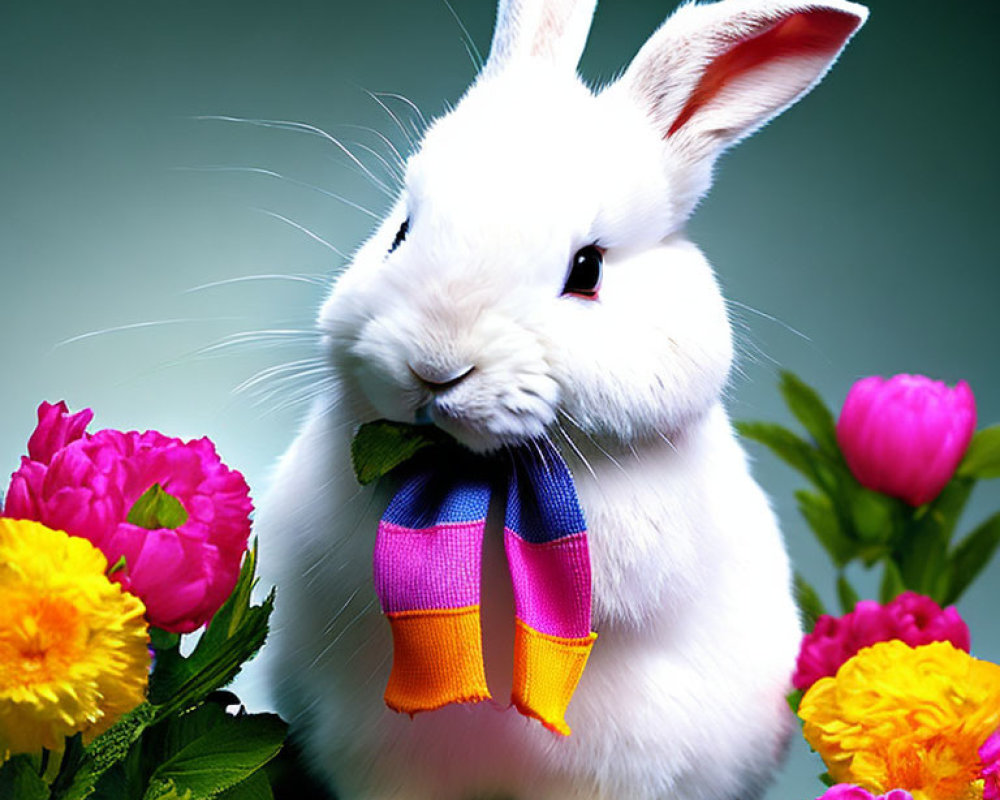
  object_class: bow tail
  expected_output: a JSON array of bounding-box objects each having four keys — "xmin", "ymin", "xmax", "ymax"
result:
[
  {"xmin": 505, "ymin": 445, "xmax": 597, "ymax": 735},
  {"xmin": 374, "ymin": 467, "xmax": 492, "ymax": 714}
]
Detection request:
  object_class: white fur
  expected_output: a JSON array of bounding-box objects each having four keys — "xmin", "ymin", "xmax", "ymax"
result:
[{"xmin": 255, "ymin": 1, "xmax": 867, "ymax": 797}]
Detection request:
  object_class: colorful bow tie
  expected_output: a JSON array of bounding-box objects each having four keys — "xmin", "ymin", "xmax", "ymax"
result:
[{"xmin": 356, "ymin": 424, "xmax": 596, "ymax": 736}]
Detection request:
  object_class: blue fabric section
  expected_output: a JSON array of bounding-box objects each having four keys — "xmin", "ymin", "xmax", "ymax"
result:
[
  {"xmin": 381, "ymin": 452, "xmax": 492, "ymax": 528},
  {"xmin": 504, "ymin": 441, "xmax": 587, "ymax": 544}
]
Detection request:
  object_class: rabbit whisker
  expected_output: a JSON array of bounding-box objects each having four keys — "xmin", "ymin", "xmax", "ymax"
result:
[
  {"xmin": 363, "ymin": 89, "xmax": 417, "ymax": 151},
  {"xmin": 441, "ymin": 0, "xmax": 485, "ymax": 72},
  {"xmin": 320, "ymin": 585, "xmax": 364, "ymax": 636},
  {"xmin": 725, "ymin": 298, "xmax": 811, "ymax": 343},
  {"xmin": 557, "ymin": 409, "xmax": 629, "ymax": 477},
  {"xmin": 246, "ymin": 371, "xmax": 338, "ymax": 410},
  {"xmin": 185, "ymin": 274, "xmax": 328, "ymax": 295},
  {"xmin": 338, "ymin": 124, "xmax": 409, "ymax": 173},
  {"xmin": 54, "ymin": 317, "xmax": 244, "ymax": 349},
  {"xmin": 192, "ymin": 115, "xmax": 394, "ymax": 197},
  {"xmin": 172, "ymin": 165, "xmax": 380, "ymax": 219},
  {"xmin": 263, "ymin": 378, "xmax": 343, "ymax": 416},
  {"xmin": 254, "ymin": 209, "xmax": 349, "ymax": 260},
  {"xmin": 552, "ymin": 421, "xmax": 598, "ymax": 480},
  {"xmin": 655, "ymin": 429, "xmax": 679, "ymax": 455},
  {"xmin": 309, "ymin": 598, "xmax": 376, "ymax": 669},
  {"xmin": 195, "ymin": 329, "xmax": 323, "ymax": 358},
  {"xmin": 351, "ymin": 141, "xmax": 406, "ymax": 186},
  {"xmin": 303, "ymin": 476, "xmax": 378, "ymax": 583},
  {"xmin": 234, "ymin": 358, "xmax": 328, "ymax": 394},
  {"xmin": 372, "ymin": 91, "xmax": 429, "ymax": 136}
]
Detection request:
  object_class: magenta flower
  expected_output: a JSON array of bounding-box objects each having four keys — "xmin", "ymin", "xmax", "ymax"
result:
[
  {"xmin": 793, "ymin": 591, "xmax": 970, "ymax": 691},
  {"xmin": 836, "ymin": 374, "xmax": 976, "ymax": 507},
  {"xmin": 817, "ymin": 786, "xmax": 913, "ymax": 800},
  {"xmin": 981, "ymin": 729, "xmax": 1000, "ymax": 800},
  {"xmin": 5, "ymin": 401, "xmax": 252, "ymax": 633}
]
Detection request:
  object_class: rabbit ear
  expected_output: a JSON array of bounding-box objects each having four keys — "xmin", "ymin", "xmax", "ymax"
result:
[
  {"xmin": 614, "ymin": 0, "xmax": 867, "ymax": 183},
  {"xmin": 484, "ymin": 0, "xmax": 598, "ymax": 74}
]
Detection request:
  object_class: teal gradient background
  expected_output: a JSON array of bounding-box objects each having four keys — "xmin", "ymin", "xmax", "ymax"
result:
[{"xmin": 2, "ymin": 1, "xmax": 998, "ymax": 796}]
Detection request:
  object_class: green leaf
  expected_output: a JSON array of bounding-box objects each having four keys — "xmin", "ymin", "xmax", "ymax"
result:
[
  {"xmin": 54, "ymin": 703, "xmax": 157, "ymax": 800},
  {"xmin": 836, "ymin": 573, "xmax": 860, "ymax": 614},
  {"xmin": 795, "ymin": 490, "xmax": 856, "ymax": 567},
  {"xmin": 778, "ymin": 371, "xmax": 840, "ymax": 456},
  {"xmin": 88, "ymin": 735, "xmax": 144, "ymax": 800},
  {"xmin": 142, "ymin": 782, "xmax": 194, "ymax": 800},
  {"xmin": 350, "ymin": 420, "xmax": 448, "ymax": 485},
  {"xmin": 149, "ymin": 627, "xmax": 181, "ymax": 653},
  {"xmin": 958, "ymin": 424, "xmax": 1000, "ymax": 479},
  {"xmin": 215, "ymin": 770, "xmax": 274, "ymax": 800},
  {"xmin": 922, "ymin": 477, "xmax": 975, "ymax": 545},
  {"xmin": 896, "ymin": 516, "xmax": 949, "ymax": 599},
  {"xmin": 142, "ymin": 706, "xmax": 286, "ymax": 800},
  {"xmin": 943, "ymin": 511, "xmax": 1000, "ymax": 605},
  {"xmin": 149, "ymin": 542, "xmax": 274, "ymax": 718},
  {"xmin": 127, "ymin": 484, "xmax": 189, "ymax": 530},
  {"xmin": 0, "ymin": 755, "xmax": 50, "ymax": 800},
  {"xmin": 786, "ymin": 689, "xmax": 804, "ymax": 716},
  {"xmin": 792, "ymin": 572, "xmax": 826, "ymax": 632},
  {"xmin": 879, "ymin": 559, "xmax": 907, "ymax": 603},
  {"xmin": 735, "ymin": 421, "xmax": 825, "ymax": 488},
  {"xmin": 846, "ymin": 486, "xmax": 898, "ymax": 544}
]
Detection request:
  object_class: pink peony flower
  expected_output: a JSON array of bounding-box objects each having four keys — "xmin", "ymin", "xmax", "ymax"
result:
[
  {"xmin": 5, "ymin": 402, "xmax": 252, "ymax": 633},
  {"xmin": 793, "ymin": 591, "xmax": 970, "ymax": 691},
  {"xmin": 817, "ymin": 786, "xmax": 913, "ymax": 800},
  {"xmin": 981, "ymin": 729, "xmax": 1000, "ymax": 800},
  {"xmin": 26, "ymin": 400, "xmax": 94, "ymax": 464},
  {"xmin": 836, "ymin": 374, "xmax": 976, "ymax": 507}
]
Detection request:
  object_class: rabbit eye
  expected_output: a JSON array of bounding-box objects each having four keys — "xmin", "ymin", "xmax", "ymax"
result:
[
  {"xmin": 388, "ymin": 218, "xmax": 409, "ymax": 254},
  {"xmin": 562, "ymin": 245, "xmax": 604, "ymax": 299}
]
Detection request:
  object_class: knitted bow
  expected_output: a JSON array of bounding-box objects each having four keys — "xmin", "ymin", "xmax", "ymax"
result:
[{"xmin": 353, "ymin": 422, "xmax": 597, "ymax": 735}]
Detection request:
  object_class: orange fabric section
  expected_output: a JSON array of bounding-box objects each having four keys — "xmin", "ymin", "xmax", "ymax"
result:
[
  {"xmin": 384, "ymin": 606, "xmax": 491, "ymax": 714},
  {"xmin": 511, "ymin": 619, "xmax": 597, "ymax": 736}
]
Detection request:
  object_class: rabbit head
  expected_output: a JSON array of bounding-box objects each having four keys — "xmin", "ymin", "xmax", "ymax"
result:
[{"xmin": 319, "ymin": 0, "xmax": 867, "ymax": 453}]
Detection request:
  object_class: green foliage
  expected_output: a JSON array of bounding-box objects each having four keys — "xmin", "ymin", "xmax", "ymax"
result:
[
  {"xmin": 943, "ymin": 512, "xmax": 1000, "ymax": 606},
  {"xmin": 778, "ymin": 370, "xmax": 840, "ymax": 457},
  {"xmin": 43, "ymin": 540, "xmax": 284, "ymax": 800},
  {"xmin": 734, "ymin": 422, "xmax": 827, "ymax": 489},
  {"xmin": 149, "ymin": 543, "xmax": 274, "ymax": 718},
  {"xmin": 0, "ymin": 755, "xmax": 50, "ymax": 800},
  {"xmin": 958, "ymin": 425, "xmax": 1000, "ymax": 479},
  {"xmin": 127, "ymin": 484, "xmax": 189, "ymax": 531},
  {"xmin": 794, "ymin": 490, "xmax": 853, "ymax": 567},
  {"xmin": 55, "ymin": 705, "xmax": 157, "ymax": 800},
  {"xmin": 836, "ymin": 574, "xmax": 860, "ymax": 614},
  {"xmin": 351, "ymin": 420, "xmax": 449, "ymax": 485},
  {"xmin": 793, "ymin": 572, "xmax": 826, "ymax": 631},
  {"xmin": 141, "ymin": 705, "xmax": 285, "ymax": 800},
  {"xmin": 738, "ymin": 371, "xmax": 1000, "ymax": 627},
  {"xmin": 878, "ymin": 560, "xmax": 907, "ymax": 605},
  {"xmin": 215, "ymin": 771, "xmax": 274, "ymax": 800}
]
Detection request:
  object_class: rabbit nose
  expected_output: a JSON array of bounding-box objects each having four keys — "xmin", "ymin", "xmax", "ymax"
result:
[{"xmin": 408, "ymin": 362, "xmax": 476, "ymax": 392}]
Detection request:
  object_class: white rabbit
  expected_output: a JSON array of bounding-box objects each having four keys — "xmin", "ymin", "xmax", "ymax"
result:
[{"xmin": 255, "ymin": 0, "xmax": 868, "ymax": 797}]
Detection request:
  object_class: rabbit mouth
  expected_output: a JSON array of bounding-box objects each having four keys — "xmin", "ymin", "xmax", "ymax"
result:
[{"xmin": 411, "ymin": 383, "xmax": 558, "ymax": 455}]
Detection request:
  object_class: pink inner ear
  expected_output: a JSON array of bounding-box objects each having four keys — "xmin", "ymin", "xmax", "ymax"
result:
[{"xmin": 666, "ymin": 9, "xmax": 861, "ymax": 138}]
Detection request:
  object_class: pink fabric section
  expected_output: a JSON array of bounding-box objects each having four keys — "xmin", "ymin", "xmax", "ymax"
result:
[
  {"xmin": 504, "ymin": 530, "xmax": 592, "ymax": 639},
  {"xmin": 374, "ymin": 520, "xmax": 484, "ymax": 613}
]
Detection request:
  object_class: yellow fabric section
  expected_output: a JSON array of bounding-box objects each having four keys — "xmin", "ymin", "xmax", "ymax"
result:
[
  {"xmin": 511, "ymin": 620, "xmax": 597, "ymax": 736},
  {"xmin": 384, "ymin": 606, "xmax": 491, "ymax": 714}
]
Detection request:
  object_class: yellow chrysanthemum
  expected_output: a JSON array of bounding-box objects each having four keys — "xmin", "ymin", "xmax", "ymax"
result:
[
  {"xmin": 0, "ymin": 518, "xmax": 150, "ymax": 760},
  {"xmin": 800, "ymin": 639, "xmax": 1000, "ymax": 800}
]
